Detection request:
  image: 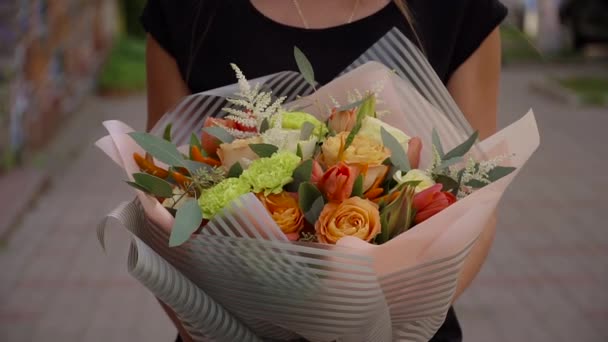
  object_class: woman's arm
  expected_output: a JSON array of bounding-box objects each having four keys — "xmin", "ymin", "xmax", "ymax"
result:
[
  {"xmin": 146, "ymin": 34, "xmax": 193, "ymax": 342},
  {"xmin": 446, "ymin": 27, "xmax": 502, "ymax": 301},
  {"xmin": 146, "ymin": 34, "xmax": 190, "ymax": 131}
]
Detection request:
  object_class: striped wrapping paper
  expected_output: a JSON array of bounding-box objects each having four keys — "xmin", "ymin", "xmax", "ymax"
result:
[{"xmin": 97, "ymin": 28, "xmax": 540, "ymax": 341}]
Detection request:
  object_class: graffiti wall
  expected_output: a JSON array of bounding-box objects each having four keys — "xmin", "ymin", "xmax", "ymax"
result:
[{"xmin": 0, "ymin": 0, "xmax": 118, "ymax": 170}]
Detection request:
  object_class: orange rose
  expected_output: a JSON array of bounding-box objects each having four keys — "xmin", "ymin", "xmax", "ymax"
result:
[
  {"xmin": 328, "ymin": 108, "xmax": 356, "ymax": 133},
  {"xmin": 257, "ymin": 192, "xmax": 304, "ymax": 239},
  {"xmin": 318, "ymin": 162, "xmax": 359, "ymax": 202},
  {"xmin": 315, "ymin": 197, "xmax": 381, "ymax": 244}
]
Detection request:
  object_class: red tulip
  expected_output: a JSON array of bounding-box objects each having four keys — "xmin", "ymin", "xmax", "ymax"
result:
[
  {"xmin": 408, "ymin": 137, "xmax": 422, "ymax": 169},
  {"xmin": 412, "ymin": 184, "xmax": 457, "ymax": 224},
  {"xmin": 318, "ymin": 162, "xmax": 359, "ymax": 202}
]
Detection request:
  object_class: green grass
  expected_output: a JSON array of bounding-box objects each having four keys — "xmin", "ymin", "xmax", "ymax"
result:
[
  {"xmin": 98, "ymin": 36, "xmax": 146, "ymax": 93},
  {"xmin": 557, "ymin": 77, "xmax": 608, "ymax": 106},
  {"xmin": 500, "ymin": 25, "xmax": 544, "ymax": 64}
]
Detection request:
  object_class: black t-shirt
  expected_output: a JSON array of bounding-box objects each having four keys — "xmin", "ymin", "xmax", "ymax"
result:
[
  {"xmin": 141, "ymin": 1, "xmax": 507, "ymax": 341},
  {"xmin": 142, "ymin": 0, "xmax": 507, "ymax": 92}
]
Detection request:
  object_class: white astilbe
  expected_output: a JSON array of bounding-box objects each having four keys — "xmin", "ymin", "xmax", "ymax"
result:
[
  {"xmin": 447, "ymin": 154, "xmax": 510, "ymax": 198},
  {"xmin": 223, "ymin": 64, "xmax": 286, "ymax": 133}
]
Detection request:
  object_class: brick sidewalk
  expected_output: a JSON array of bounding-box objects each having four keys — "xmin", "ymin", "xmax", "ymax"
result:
[{"xmin": 1, "ymin": 67, "xmax": 607, "ymax": 341}]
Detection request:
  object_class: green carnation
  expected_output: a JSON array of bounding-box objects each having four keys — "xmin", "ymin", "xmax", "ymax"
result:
[
  {"xmin": 241, "ymin": 151, "xmax": 301, "ymax": 195},
  {"xmin": 275, "ymin": 111, "xmax": 328, "ymax": 136},
  {"xmin": 199, "ymin": 177, "xmax": 251, "ymax": 219}
]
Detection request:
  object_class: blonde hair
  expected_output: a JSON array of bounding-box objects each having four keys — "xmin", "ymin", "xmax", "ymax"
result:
[{"xmin": 393, "ymin": 0, "xmax": 425, "ymax": 53}]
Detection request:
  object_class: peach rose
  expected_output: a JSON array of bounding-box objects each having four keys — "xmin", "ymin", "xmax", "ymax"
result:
[
  {"xmin": 328, "ymin": 108, "xmax": 356, "ymax": 133},
  {"xmin": 257, "ymin": 192, "xmax": 304, "ymax": 239},
  {"xmin": 217, "ymin": 136, "xmax": 262, "ymax": 169},
  {"xmin": 318, "ymin": 162, "xmax": 359, "ymax": 202},
  {"xmin": 315, "ymin": 197, "xmax": 381, "ymax": 244},
  {"xmin": 408, "ymin": 137, "xmax": 422, "ymax": 169}
]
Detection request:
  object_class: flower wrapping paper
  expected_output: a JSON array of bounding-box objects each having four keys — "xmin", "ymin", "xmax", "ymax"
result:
[{"xmin": 97, "ymin": 29, "xmax": 540, "ymax": 342}]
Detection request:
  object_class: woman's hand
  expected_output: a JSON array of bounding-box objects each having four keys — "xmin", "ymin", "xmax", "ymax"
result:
[{"xmin": 446, "ymin": 27, "xmax": 502, "ymax": 301}]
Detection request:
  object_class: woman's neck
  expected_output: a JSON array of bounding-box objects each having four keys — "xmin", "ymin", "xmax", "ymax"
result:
[{"xmin": 250, "ymin": 0, "xmax": 391, "ymax": 29}]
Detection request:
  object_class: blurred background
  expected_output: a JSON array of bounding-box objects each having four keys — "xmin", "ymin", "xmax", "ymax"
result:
[{"xmin": 0, "ymin": 0, "xmax": 606, "ymax": 341}]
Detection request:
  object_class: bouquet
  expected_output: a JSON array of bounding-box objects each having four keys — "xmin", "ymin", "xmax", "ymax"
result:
[{"xmin": 97, "ymin": 29, "xmax": 539, "ymax": 342}]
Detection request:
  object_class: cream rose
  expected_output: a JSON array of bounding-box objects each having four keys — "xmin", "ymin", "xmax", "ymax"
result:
[
  {"xmin": 358, "ymin": 116, "xmax": 411, "ymax": 150},
  {"xmin": 217, "ymin": 136, "xmax": 262, "ymax": 169},
  {"xmin": 315, "ymin": 197, "xmax": 381, "ymax": 244},
  {"xmin": 393, "ymin": 169, "xmax": 435, "ymax": 193}
]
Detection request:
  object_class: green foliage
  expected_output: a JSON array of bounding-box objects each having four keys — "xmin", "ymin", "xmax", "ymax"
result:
[
  {"xmin": 558, "ymin": 77, "xmax": 608, "ymax": 106},
  {"xmin": 98, "ymin": 37, "xmax": 146, "ymax": 93}
]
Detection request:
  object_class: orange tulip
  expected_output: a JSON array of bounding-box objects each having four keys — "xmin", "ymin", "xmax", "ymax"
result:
[
  {"xmin": 318, "ymin": 162, "xmax": 359, "ymax": 202},
  {"xmin": 412, "ymin": 184, "xmax": 457, "ymax": 224}
]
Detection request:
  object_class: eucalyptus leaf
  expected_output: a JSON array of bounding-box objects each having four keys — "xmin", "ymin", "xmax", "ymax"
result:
[
  {"xmin": 432, "ymin": 128, "xmax": 444, "ymax": 158},
  {"xmin": 452, "ymin": 169, "xmax": 466, "ymax": 196},
  {"xmin": 129, "ymin": 132, "xmax": 187, "ymax": 171},
  {"xmin": 434, "ymin": 174, "xmax": 460, "ymax": 193},
  {"xmin": 375, "ymin": 212, "xmax": 391, "ymax": 244},
  {"xmin": 182, "ymin": 160, "xmax": 213, "ymax": 173},
  {"xmin": 132, "ymin": 173, "xmax": 174, "ymax": 198},
  {"xmin": 260, "ymin": 118, "xmax": 270, "ymax": 134},
  {"xmin": 249, "ymin": 143, "xmax": 279, "ymax": 158},
  {"xmin": 125, "ymin": 181, "xmax": 152, "ymax": 195},
  {"xmin": 293, "ymin": 159, "xmax": 313, "ymax": 183},
  {"xmin": 163, "ymin": 124, "xmax": 172, "ymax": 142},
  {"xmin": 299, "ymin": 182, "xmax": 323, "ymax": 211},
  {"xmin": 300, "ymin": 122, "xmax": 315, "ymax": 140},
  {"xmin": 336, "ymin": 97, "xmax": 366, "ymax": 112},
  {"xmin": 304, "ymin": 197, "xmax": 325, "ymax": 225},
  {"xmin": 190, "ymin": 133, "xmax": 202, "ymax": 149},
  {"xmin": 169, "ymin": 199, "xmax": 203, "ymax": 247},
  {"xmin": 344, "ymin": 95, "xmax": 374, "ymax": 150},
  {"xmin": 351, "ymin": 174, "xmax": 364, "ymax": 198},
  {"xmin": 294, "ymin": 46, "xmax": 316, "ymax": 89},
  {"xmin": 443, "ymin": 131, "xmax": 479, "ymax": 160},
  {"xmin": 437, "ymin": 157, "xmax": 462, "ymax": 170},
  {"xmin": 202, "ymin": 126, "xmax": 235, "ymax": 144},
  {"xmin": 381, "ymin": 127, "xmax": 410, "ymax": 172},
  {"xmin": 296, "ymin": 143, "xmax": 303, "ymax": 159},
  {"xmin": 227, "ymin": 163, "xmax": 243, "ymax": 178},
  {"xmin": 487, "ymin": 166, "xmax": 516, "ymax": 182},
  {"xmin": 466, "ymin": 179, "xmax": 488, "ymax": 189}
]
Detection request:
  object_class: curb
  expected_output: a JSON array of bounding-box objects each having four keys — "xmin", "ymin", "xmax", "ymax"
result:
[
  {"xmin": 0, "ymin": 168, "xmax": 50, "ymax": 241},
  {"xmin": 529, "ymin": 79, "xmax": 581, "ymax": 107}
]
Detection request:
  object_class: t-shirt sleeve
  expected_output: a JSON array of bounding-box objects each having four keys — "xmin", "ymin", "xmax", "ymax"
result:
[
  {"xmin": 447, "ymin": 0, "xmax": 508, "ymax": 78},
  {"xmin": 140, "ymin": 0, "xmax": 175, "ymax": 58}
]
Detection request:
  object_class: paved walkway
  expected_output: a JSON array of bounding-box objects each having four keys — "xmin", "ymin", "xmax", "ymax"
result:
[{"xmin": 0, "ymin": 66, "xmax": 607, "ymax": 341}]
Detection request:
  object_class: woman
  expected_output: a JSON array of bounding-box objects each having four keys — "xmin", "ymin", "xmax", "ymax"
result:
[{"xmin": 141, "ymin": 0, "xmax": 507, "ymax": 341}]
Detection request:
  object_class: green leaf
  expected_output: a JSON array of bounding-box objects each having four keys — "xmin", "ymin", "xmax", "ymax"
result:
[
  {"xmin": 169, "ymin": 199, "xmax": 203, "ymax": 247},
  {"xmin": 190, "ymin": 133, "xmax": 202, "ymax": 149},
  {"xmin": 443, "ymin": 131, "xmax": 479, "ymax": 160},
  {"xmin": 132, "ymin": 173, "xmax": 174, "ymax": 198},
  {"xmin": 249, "ymin": 143, "xmax": 278, "ymax": 158},
  {"xmin": 432, "ymin": 128, "xmax": 445, "ymax": 158},
  {"xmin": 298, "ymin": 182, "xmax": 325, "ymax": 225},
  {"xmin": 293, "ymin": 159, "xmax": 313, "ymax": 183},
  {"xmin": 351, "ymin": 174, "xmax": 364, "ymax": 197},
  {"xmin": 381, "ymin": 127, "xmax": 411, "ymax": 172},
  {"xmin": 344, "ymin": 95, "xmax": 375, "ymax": 150},
  {"xmin": 294, "ymin": 46, "xmax": 316, "ymax": 89},
  {"xmin": 336, "ymin": 97, "xmax": 366, "ymax": 112},
  {"xmin": 434, "ymin": 174, "xmax": 460, "ymax": 193},
  {"xmin": 260, "ymin": 118, "xmax": 270, "ymax": 134},
  {"xmin": 227, "ymin": 162, "xmax": 243, "ymax": 178},
  {"xmin": 452, "ymin": 169, "xmax": 465, "ymax": 196},
  {"xmin": 437, "ymin": 157, "xmax": 462, "ymax": 170},
  {"xmin": 163, "ymin": 124, "xmax": 172, "ymax": 142},
  {"xmin": 300, "ymin": 122, "xmax": 315, "ymax": 140},
  {"xmin": 182, "ymin": 160, "xmax": 213, "ymax": 173},
  {"xmin": 129, "ymin": 132, "xmax": 187, "ymax": 171},
  {"xmin": 487, "ymin": 166, "xmax": 516, "ymax": 182},
  {"xmin": 296, "ymin": 143, "xmax": 303, "ymax": 159},
  {"xmin": 202, "ymin": 126, "xmax": 235, "ymax": 144},
  {"xmin": 125, "ymin": 180, "xmax": 153, "ymax": 195},
  {"xmin": 466, "ymin": 179, "xmax": 488, "ymax": 189},
  {"xmin": 375, "ymin": 212, "xmax": 391, "ymax": 244}
]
